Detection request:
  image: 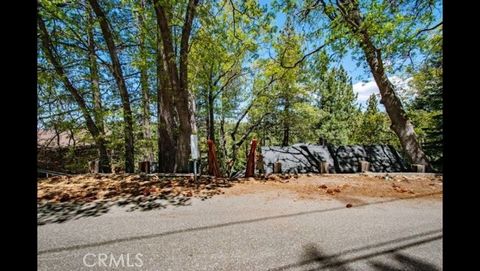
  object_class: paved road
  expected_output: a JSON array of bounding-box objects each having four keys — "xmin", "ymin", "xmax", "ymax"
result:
[{"xmin": 38, "ymin": 191, "xmax": 442, "ymax": 270}]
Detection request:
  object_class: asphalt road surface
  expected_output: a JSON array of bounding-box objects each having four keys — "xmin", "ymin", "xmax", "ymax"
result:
[{"xmin": 38, "ymin": 191, "xmax": 442, "ymax": 270}]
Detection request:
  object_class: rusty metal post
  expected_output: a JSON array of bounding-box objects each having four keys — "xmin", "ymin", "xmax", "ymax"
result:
[{"xmin": 245, "ymin": 139, "xmax": 257, "ymax": 177}]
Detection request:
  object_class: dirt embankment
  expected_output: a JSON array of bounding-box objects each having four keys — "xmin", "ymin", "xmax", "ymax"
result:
[
  {"xmin": 38, "ymin": 173, "xmax": 442, "ymax": 205},
  {"xmin": 224, "ymin": 173, "xmax": 442, "ymax": 204}
]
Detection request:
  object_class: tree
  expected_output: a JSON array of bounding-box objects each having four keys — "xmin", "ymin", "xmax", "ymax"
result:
[
  {"xmin": 88, "ymin": 0, "xmax": 136, "ymax": 172},
  {"xmin": 133, "ymin": 0, "xmax": 155, "ymax": 163},
  {"xmin": 38, "ymin": 14, "xmax": 111, "ymax": 172},
  {"xmin": 409, "ymin": 51, "xmax": 443, "ymax": 170},
  {"xmin": 153, "ymin": 0, "xmax": 200, "ymax": 173},
  {"xmin": 252, "ymin": 15, "xmax": 318, "ymax": 147},
  {"xmin": 309, "ymin": 56, "xmax": 360, "ymax": 145},
  {"xmin": 294, "ymin": 0, "xmax": 442, "ymax": 169},
  {"xmin": 355, "ymin": 94, "xmax": 399, "ymax": 146}
]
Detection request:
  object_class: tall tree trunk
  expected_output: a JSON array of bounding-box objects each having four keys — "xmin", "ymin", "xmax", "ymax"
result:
[
  {"xmin": 88, "ymin": 0, "xmax": 135, "ymax": 172},
  {"xmin": 207, "ymin": 88, "xmax": 215, "ymax": 141},
  {"xmin": 153, "ymin": 0, "xmax": 199, "ymax": 173},
  {"xmin": 336, "ymin": 0, "xmax": 430, "ymax": 169},
  {"xmin": 86, "ymin": 4, "xmax": 111, "ymax": 170},
  {"xmin": 38, "ymin": 16, "xmax": 111, "ymax": 173},
  {"xmin": 282, "ymin": 95, "xmax": 290, "ymax": 147},
  {"xmin": 136, "ymin": 0, "xmax": 154, "ymax": 162},
  {"xmin": 156, "ymin": 28, "xmax": 177, "ymax": 172},
  {"xmin": 219, "ymin": 103, "xmax": 228, "ymax": 172},
  {"xmin": 86, "ymin": 2, "xmax": 104, "ymax": 135}
]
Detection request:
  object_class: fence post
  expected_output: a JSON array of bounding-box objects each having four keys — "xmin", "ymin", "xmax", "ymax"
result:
[
  {"xmin": 245, "ymin": 139, "xmax": 257, "ymax": 177},
  {"xmin": 207, "ymin": 139, "xmax": 221, "ymax": 177}
]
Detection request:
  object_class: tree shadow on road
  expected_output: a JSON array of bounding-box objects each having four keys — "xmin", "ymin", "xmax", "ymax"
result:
[
  {"xmin": 270, "ymin": 232, "xmax": 441, "ymax": 271},
  {"xmin": 37, "ymin": 193, "xmax": 193, "ymax": 225},
  {"xmin": 38, "ymin": 192, "xmax": 441, "ymax": 255},
  {"xmin": 37, "ymin": 175, "xmax": 234, "ymax": 225}
]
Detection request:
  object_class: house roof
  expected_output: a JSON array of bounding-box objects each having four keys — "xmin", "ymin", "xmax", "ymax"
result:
[{"xmin": 37, "ymin": 129, "xmax": 93, "ymax": 148}]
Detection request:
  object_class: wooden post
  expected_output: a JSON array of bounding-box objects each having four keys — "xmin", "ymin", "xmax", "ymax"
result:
[
  {"xmin": 319, "ymin": 161, "xmax": 329, "ymax": 174},
  {"xmin": 245, "ymin": 139, "xmax": 258, "ymax": 177},
  {"xmin": 256, "ymin": 153, "xmax": 265, "ymax": 175},
  {"xmin": 89, "ymin": 160, "xmax": 99, "ymax": 173},
  {"xmin": 207, "ymin": 140, "xmax": 221, "ymax": 177},
  {"xmin": 359, "ymin": 161, "xmax": 370, "ymax": 173},
  {"xmin": 412, "ymin": 164, "xmax": 425, "ymax": 173},
  {"xmin": 273, "ymin": 161, "xmax": 282, "ymax": 174},
  {"xmin": 139, "ymin": 161, "xmax": 150, "ymax": 173}
]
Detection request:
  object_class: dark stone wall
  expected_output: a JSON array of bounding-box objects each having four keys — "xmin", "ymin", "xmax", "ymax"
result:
[
  {"xmin": 261, "ymin": 144, "xmax": 408, "ymax": 174},
  {"xmin": 328, "ymin": 144, "xmax": 407, "ymax": 173}
]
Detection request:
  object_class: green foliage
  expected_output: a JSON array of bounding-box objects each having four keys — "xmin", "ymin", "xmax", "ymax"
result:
[
  {"xmin": 354, "ymin": 94, "xmax": 400, "ymax": 147},
  {"xmin": 37, "ymin": 0, "xmax": 442, "ymax": 173},
  {"xmin": 308, "ymin": 54, "xmax": 360, "ymax": 145},
  {"xmin": 408, "ymin": 51, "xmax": 443, "ymax": 170}
]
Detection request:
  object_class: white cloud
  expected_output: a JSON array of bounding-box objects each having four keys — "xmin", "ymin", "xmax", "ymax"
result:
[
  {"xmin": 352, "ymin": 80, "xmax": 379, "ymax": 105},
  {"xmin": 352, "ymin": 76, "xmax": 414, "ymax": 108}
]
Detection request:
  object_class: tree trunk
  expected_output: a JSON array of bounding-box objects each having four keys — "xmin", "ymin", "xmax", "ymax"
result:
[
  {"xmin": 282, "ymin": 95, "xmax": 290, "ymax": 147},
  {"xmin": 136, "ymin": 0, "xmax": 154, "ymax": 162},
  {"xmin": 207, "ymin": 88, "xmax": 215, "ymax": 141},
  {"xmin": 153, "ymin": 0, "xmax": 199, "ymax": 173},
  {"xmin": 220, "ymin": 111, "xmax": 228, "ymax": 170},
  {"xmin": 38, "ymin": 16, "xmax": 111, "ymax": 173},
  {"xmin": 86, "ymin": 4, "xmax": 104, "ymax": 135},
  {"xmin": 156, "ymin": 28, "xmax": 177, "ymax": 172},
  {"xmin": 336, "ymin": 0, "xmax": 430, "ymax": 169},
  {"xmin": 88, "ymin": 0, "xmax": 135, "ymax": 172},
  {"xmin": 86, "ymin": 5, "xmax": 111, "ymax": 171}
]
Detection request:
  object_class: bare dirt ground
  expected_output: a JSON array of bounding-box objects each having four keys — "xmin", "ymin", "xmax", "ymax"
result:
[
  {"xmin": 37, "ymin": 172, "xmax": 442, "ymax": 224},
  {"xmin": 224, "ymin": 173, "xmax": 442, "ymax": 205},
  {"xmin": 38, "ymin": 173, "xmax": 442, "ymax": 204}
]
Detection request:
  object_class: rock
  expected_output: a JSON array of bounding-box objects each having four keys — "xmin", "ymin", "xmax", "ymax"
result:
[
  {"xmin": 182, "ymin": 191, "xmax": 193, "ymax": 197},
  {"xmin": 160, "ymin": 187, "xmax": 173, "ymax": 194},
  {"xmin": 326, "ymin": 189, "xmax": 334, "ymax": 195},
  {"xmin": 333, "ymin": 188, "xmax": 341, "ymax": 193},
  {"xmin": 346, "ymin": 203, "xmax": 353, "ymax": 208},
  {"xmin": 116, "ymin": 199, "xmax": 129, "ymax": 206},
  {"xmin": 104, "ymin": 191, "xmax": 116, "ymax": 198},
  {"xmin": 268, "ymin": 174, "xmax": 281, "ymax": 182},
  {"xmin": 319, "ymin": 184, "xmax": 328, "ymax": 189},
  {"xmin": 59, "ymin": 193, "xmax": 70, "ymax": 202},
  {"xmin": 134, "ymin": 195, "xmax": 145, "ymax": 202},
  {"xmin": 141, "ymin": 188, "xmax": 150, "ymax": 196},
  {"xmin": 306, "ymin": 173, "xmax": 312, "ymax": 177}
]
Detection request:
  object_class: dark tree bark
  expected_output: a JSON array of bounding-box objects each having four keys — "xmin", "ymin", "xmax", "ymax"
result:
[
  {"xmin": 282, "ymin": 95, "xmax": 290, "ymax": 147},
  {"xmin": 334, "ymin": 0, "xmax": 430, "ymax": 169},
  {"xmin": 153, "ymin": 0, "xmax": 199, "ymax": 172},
  {"xmin": 38, "ymin": 16, "xmax": 111, "ymax": 173},
  {"xmin": 207, "ymin": 88, "xmax": 215, "ymax": 142},
  {"xmin": 88, "ymin": 0, "xmax": 135, "ymax": 172},
  {"xmin": 156, "ymin": 28, "xmax": 177, "ymax": 172},
  {"xmin": 219, "ymin": 109, "xmax": 228, "ymax": 170}
]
